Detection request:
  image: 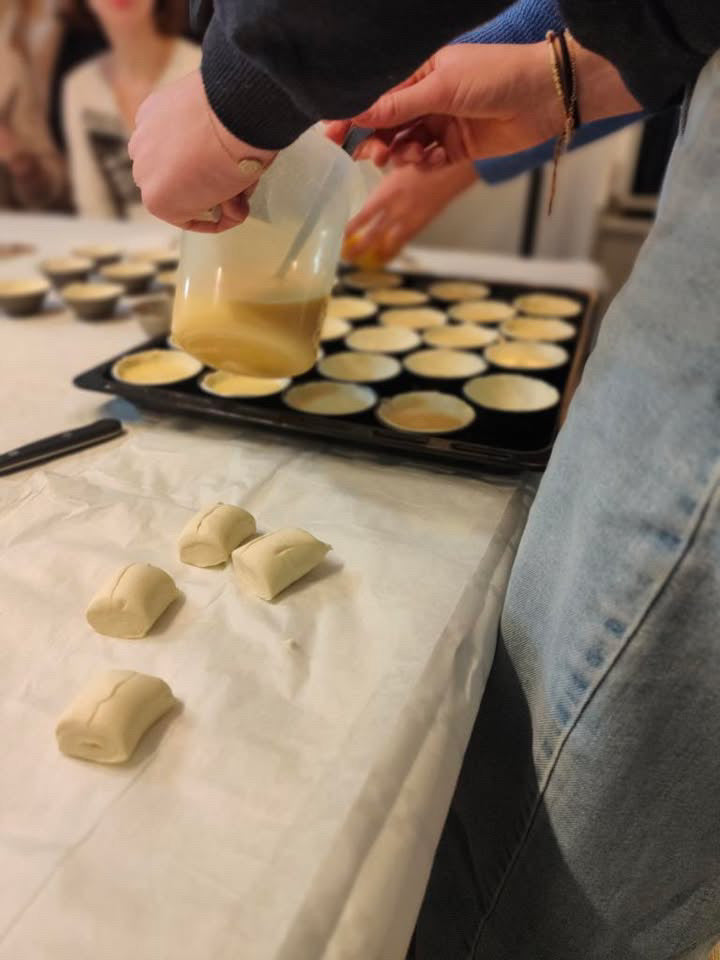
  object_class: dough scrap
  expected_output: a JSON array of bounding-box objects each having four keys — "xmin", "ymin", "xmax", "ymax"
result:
[
  {"xmin": 232, "ymin": 528, "xmax": 331, "ymax": 601},
  {"xmin": 86, "ymin": 563, "xmax": 179, "ymax": 638},
  {"xmin": 179, "ymin": 503, "xmax": 256, "ymax": 567},
  {"xmin": 56, "ymin": 670, "xmax": 176, "ymax": 764}
]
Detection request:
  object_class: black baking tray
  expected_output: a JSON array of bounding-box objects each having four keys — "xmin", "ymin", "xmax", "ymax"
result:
[{"xmin": 74, "ymin": 271, "xmax": 597, "ymax": 474}]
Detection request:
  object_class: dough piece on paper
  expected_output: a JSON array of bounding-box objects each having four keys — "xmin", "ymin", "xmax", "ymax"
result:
[
  {"xmin": 232, "ymin": 528, "xmax": 331, "ymax": 601},
  {"xmin": 86, "ymin": 563, "xmax": 179, "ymax": 639},
  {"xmin": 56, "ymin": 669, "xmax": 176, "ymax": 764},
  {"xmin": 178, "ymin": 502, "xmax": 256, "ymax": 567}
]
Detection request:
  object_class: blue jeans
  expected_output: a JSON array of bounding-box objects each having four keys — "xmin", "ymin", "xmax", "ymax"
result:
[{"xmin": 414, "ymin": 51, "xmax": 720, "ymax": 960}]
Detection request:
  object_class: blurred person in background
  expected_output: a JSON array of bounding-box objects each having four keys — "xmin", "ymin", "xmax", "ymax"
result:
[
  {"xmin": 16, "ymin": 1, "xmax": 65, "ymax": 124},
  {"xmin": 0, "ymin": 0, "xmax": 67, "ymax": 210},
  {"xmin": 62, "ymin": 0, "xmax": 199, "ymax": 219}
]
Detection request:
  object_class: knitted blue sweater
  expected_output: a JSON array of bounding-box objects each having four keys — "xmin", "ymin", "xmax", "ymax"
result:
[
  {"xmin": 456, "ymin": 0, "xmax": 563, "ymax": 44},
  {"xmin": 457, "ymin": 0, "xmax": 642, "ymax": 183}
]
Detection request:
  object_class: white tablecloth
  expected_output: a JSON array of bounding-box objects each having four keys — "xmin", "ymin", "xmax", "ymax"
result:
[{"xmin": 0, "ymin": 215, "xmax": 600, "ymax": 960}]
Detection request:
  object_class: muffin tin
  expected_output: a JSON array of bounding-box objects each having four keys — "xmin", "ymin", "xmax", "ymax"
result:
[{"xmin": 74, "ymin": 268, "xmax": 597, "ymax": 473}]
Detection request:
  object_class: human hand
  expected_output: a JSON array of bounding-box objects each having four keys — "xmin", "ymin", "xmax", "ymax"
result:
[
  {"xmin": 128, "ymin": 70, "xmax": 276, "ymax": 232},
  {"xmin": 344, "ymin": 161, "xmax": 476, "ymax": 264},
  {"xmin": 327, "ymin": 40, "xmax": 640, "ymax": 168}
]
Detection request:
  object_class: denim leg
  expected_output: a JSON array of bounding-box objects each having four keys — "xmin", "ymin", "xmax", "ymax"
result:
[
  {"xmin": 414, "ymin": 51, "xmax": 720, "ymax": 960},
  {"xmin": 472, "ymin": 479, "xmax": 720, "ymax": 960}
]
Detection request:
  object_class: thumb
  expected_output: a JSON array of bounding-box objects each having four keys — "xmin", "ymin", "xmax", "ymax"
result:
[{"xmin": 354, "ymin": 73, "xmax": 446, "ymax": 130}]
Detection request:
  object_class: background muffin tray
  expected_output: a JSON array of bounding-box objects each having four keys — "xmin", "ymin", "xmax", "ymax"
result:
[{"xmin": 74, "ymin": 270, "xmax": 597, "ymax": 474}]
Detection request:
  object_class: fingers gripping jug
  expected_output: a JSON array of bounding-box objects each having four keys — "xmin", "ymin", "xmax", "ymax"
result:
[{"xmin": 172, "ymin": 128, "xmax": 357, "ymax": 378}]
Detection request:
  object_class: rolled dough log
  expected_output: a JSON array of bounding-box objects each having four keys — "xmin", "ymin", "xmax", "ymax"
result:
[
  {"xmin": 56, "ymin": 669, "xmax": 176, "ymax": 763},
  {"xmin": 232, "ymin": 527, "xmax": 331, "ymax": 601},
  {"xmin": 86, "ymin": 563, "xmax": 179, "ymax": 638},
  {"xmin": 178, "ymin": 503, "xmax": 256, "ymax": 567}
]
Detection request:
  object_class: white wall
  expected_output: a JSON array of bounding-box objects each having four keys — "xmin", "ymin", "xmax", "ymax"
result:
[
  {"xmin": 412, "ymin": 123, "xmax": 644, "ymax": 260},
  {"xmin": 414, "ymin": 173, "xmax": 529, "ymax": 255},
  {"xmin": 534, "ymin": 123, "xmax": 644, "ymax": 258}
]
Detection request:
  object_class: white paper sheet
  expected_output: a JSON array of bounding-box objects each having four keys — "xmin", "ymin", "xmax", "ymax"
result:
[
  {"xmin": 0, "ymin": 419, "xmax": 526, "ymax": 959},
  {"xmin": 1, "ymin": 214, "xmax": 588, "ymax": 958}
]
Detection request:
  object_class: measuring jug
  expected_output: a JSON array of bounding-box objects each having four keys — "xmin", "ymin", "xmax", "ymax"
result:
[{"xmin": 172, "ymin": 127, "xmax": 358, "ymax": 378}]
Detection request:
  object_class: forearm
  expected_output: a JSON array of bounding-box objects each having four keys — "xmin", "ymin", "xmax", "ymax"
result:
[
  {"xmin": 573, "ymin": 41, "xmax": 643, "ymax": 126},
  {"xmin": 201, "ymin": 0, "xmax": 514, "ymax": 149},
  {"xmin": 457, "ymin": 0, "xmax": 642, "ymax": 184},
  {"xmin": 458, "ymin": 0, "xmax": 643, "ymax": 185},
  {"xmin": 462, "ymin": 5, "xmax": 645, "ymax": 128},
  {"xmin": 504, "ymin": 37, "xmax": 642, "ymax": 151}
]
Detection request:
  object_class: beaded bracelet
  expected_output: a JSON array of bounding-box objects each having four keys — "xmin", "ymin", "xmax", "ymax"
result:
[{"xmin": 546, "ymin": 30, "xmax": 580, "ymax": 213}]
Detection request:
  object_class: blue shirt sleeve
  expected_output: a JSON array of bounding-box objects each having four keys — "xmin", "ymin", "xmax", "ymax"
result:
[
  {"xmin": 455, "ymin": 0, "xmax": 563, "ymax": 45},
  {"xmin": 477, "ymin": 114, "xmax": 643, "ymax": 183},
  {"xmin": 454, "ymin": 0, "xmax": 643, "ymax": 183}
]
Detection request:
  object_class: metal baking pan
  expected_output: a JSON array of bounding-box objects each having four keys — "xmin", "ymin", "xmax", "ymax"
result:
[{"xmin": 74, "ymin": 271, "xmax": 598, "ymax": 474}]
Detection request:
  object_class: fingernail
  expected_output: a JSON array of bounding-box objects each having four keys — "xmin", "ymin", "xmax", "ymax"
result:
[{"xmin": 236, "ymin": 158, "xmax": 264, "ymax": 177}]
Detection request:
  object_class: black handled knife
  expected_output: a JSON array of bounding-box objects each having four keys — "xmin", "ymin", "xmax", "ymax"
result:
[{"xmin": 0, "ymin": 418, "xmax": 124, "ymax": 477}]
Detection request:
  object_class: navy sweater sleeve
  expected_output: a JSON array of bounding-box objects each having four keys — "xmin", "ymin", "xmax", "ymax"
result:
[
  {"xmin": 559, "ymin": 1, "xmax": 720, "ymax": 112},
  {"xmin": 197, "ymin": 0, "xmax": 719, "ymax": 150},
  {"xmin": 199, "ymin": 0, "xmax": 510, "ymax": 150}
]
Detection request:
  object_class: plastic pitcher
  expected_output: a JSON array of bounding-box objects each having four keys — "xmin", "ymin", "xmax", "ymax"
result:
[{"xmin": 172, "ymin": 127, "xmax": 359, "ymax": 378}]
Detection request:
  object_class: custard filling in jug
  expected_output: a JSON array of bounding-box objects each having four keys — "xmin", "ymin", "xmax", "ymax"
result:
[{"xmin": 172, "ymin": 129, "xmax": 359, "ymax": 379}]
